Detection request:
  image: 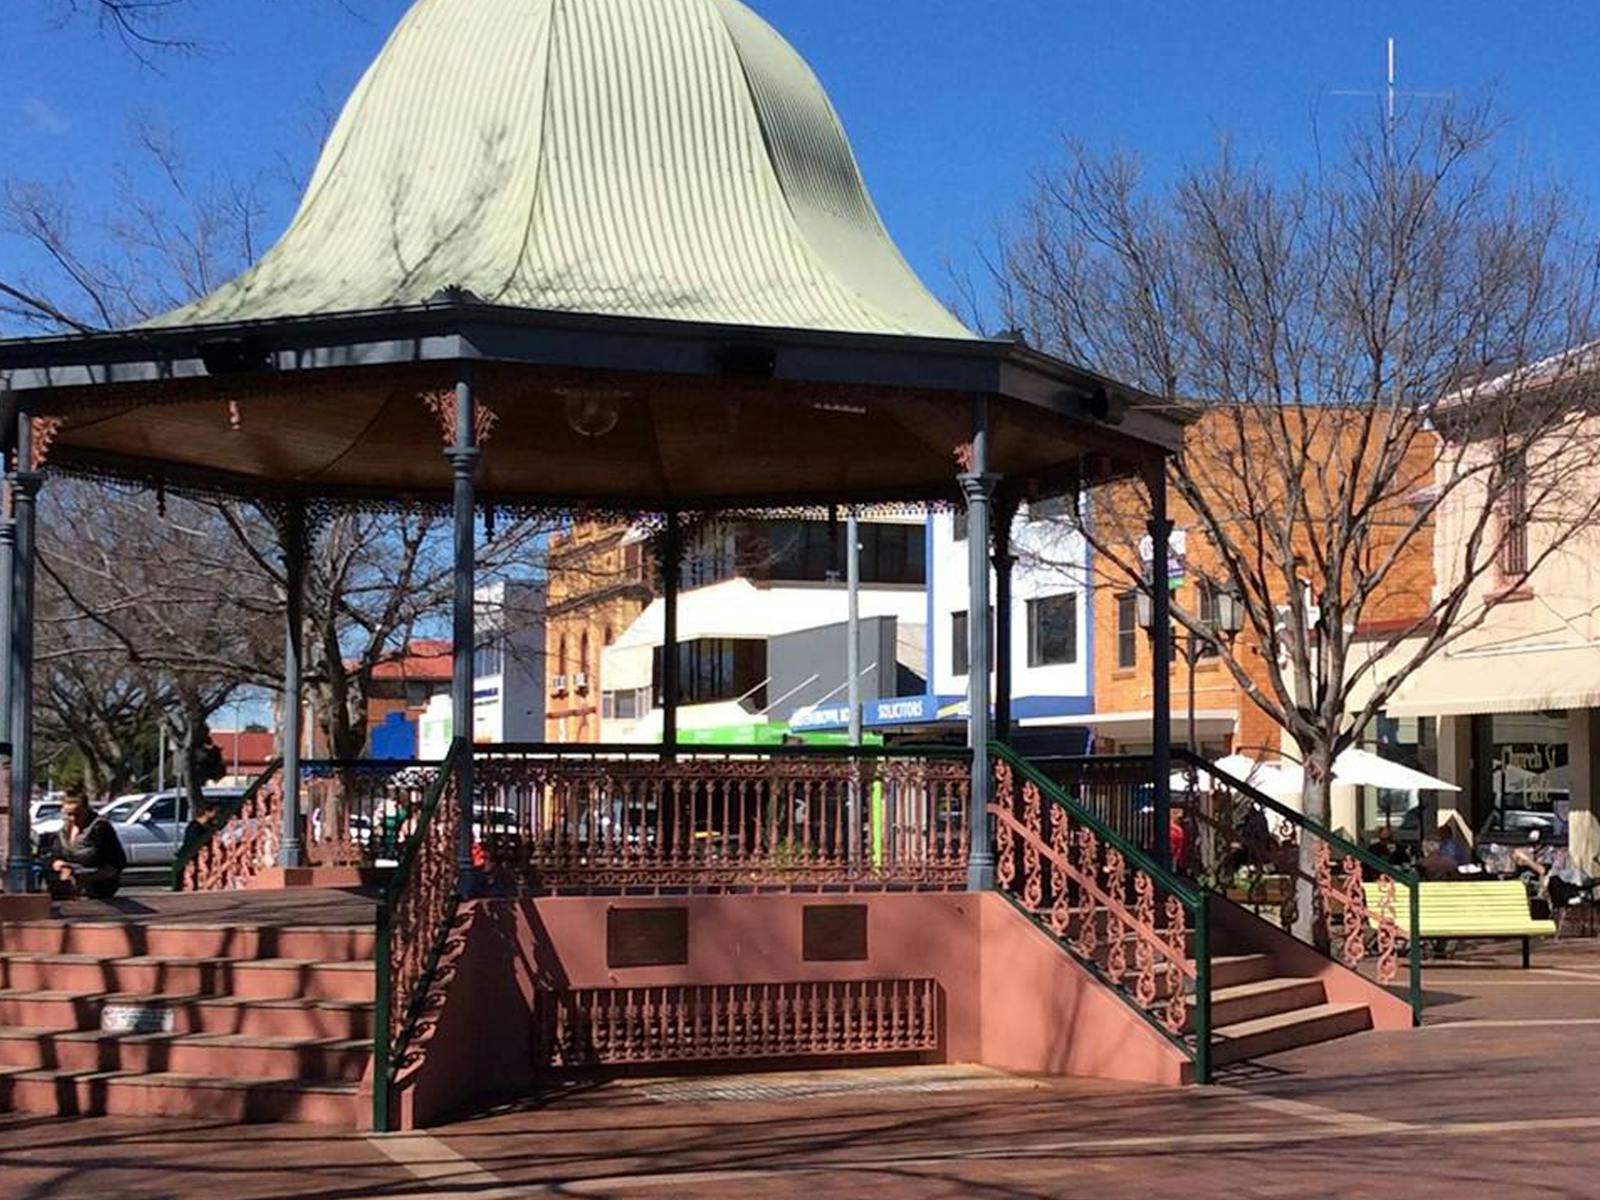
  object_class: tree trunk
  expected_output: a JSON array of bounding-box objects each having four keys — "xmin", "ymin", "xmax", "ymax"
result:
[{"xmin": 1292, "ymin": 741, "xmax": 1335, "ymax": 945}]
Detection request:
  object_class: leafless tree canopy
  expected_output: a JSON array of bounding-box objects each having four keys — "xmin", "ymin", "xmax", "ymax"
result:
[{"xmin": 999, "ymin": 101, "xmax": 1600, "ymax": 820}]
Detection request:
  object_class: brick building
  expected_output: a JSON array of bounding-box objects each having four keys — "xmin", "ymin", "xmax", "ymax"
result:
[
  {"xmin": 544, "ymin": 521, "xmax": 655, "ymax": 743},
  {"xmin": 1087, "ymin": 407, "xmax": 1437, "ymax": 770}
]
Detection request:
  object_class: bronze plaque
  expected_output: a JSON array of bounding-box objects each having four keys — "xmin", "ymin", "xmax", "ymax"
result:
[
  {"xmin": 802, "ymin": 904, "xmax": 868, "ymax": 962},
  {"xmin": 606, "ymin": 907, "xmax": 689, "ymax": 968}
]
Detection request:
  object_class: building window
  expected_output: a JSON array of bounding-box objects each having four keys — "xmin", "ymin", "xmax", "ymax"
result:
[
  {"xmin": 951, "ymin": 607, "xmax": 994, "ymax": 677},
  {"xmin": 1027, "ymin": 594, "xmax": 1078, "ymax": 667},
  {"xmin": 602, "ymin": 691, "xmax": 616, "ymax": 720},
  {"xmin": 1499, "ymin": 450, "xmax": 1529, "ymax": 578},
  {"xmin": 1116, "ymin": 593, "xmax": 1138, "ymax": 670},
  {"xmin": 652, "ymin": 638, "xmax": 767, "ymax": 707},
  {"xmin": 473, "ymin": 637, "xmax": 504, "ymax": 679},
  {"xmin": 1194, "ymin": 581, "xmax": 1221, "ymax": 659},
  {"xmin": 952, "ymin": 508, "xmax": 968, "ymax": 542},
  {"xmin": 1027, "ymin": 495, "xmax": 1072, "ymax": 522}
]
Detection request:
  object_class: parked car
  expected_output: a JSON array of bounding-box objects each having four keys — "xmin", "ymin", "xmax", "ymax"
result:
[
  {"xmin": 110, "ymin": 787, "xmax": 248, "ymax": 867},
  {"xmin": 33, "ymin": 792, "xmax": 149, "ymax": 846}
]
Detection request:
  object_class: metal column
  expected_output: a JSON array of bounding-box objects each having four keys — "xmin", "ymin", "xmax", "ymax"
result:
[
  {"xmin": 447, "ymin": 364, "xmax": 480, "ymax": 886},
  {"xmin": 846, "ymin": 509, "xmax": 862, "ymax": 746},
  {"xmin": 661, "ymin": 513, "xmax": 681, "ymax": 752},
  {"xmin": 991, "ymin": 495, "xmax": 1017, "ymax": 747},
  {"xmin": 1148, "ymin": 459, "xmax": 1174, "ymax": 869},
  {"xmin": 278, "ymin": 498, "xmax": 307, "ymax": 868},
  {"xmin": 0, "ymin": 414, "xmax": 18, "ymax": 892},
  {"xmin": 6, "ymin": 412, "xmax": 37, "ymax": 893},
  {"xmin": 962, "ymin": 400, "xmax": 1000, "ymax": 891}
]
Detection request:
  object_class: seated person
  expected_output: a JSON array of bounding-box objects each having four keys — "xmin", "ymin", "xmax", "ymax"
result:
[
  {"xmin": 45, "ymin": 788, "xmax": 127, "ymax": 900},
  {"xmin": 1366, "ymin": 824, "xmax": 1412, "ymax": 875}
]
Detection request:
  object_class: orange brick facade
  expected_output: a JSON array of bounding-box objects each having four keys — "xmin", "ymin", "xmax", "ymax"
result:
[
  {"xmin": 1090, "ymin": 408, "xmax": 1436, "ymax": 760},
  {"xmin": 543, "ymin": 521, "xmax": 655, "ymax": 743}
]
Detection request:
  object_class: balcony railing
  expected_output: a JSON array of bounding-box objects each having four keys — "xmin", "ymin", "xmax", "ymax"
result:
[{"xmin": 474, "ymin": 744, "xmax": 972, "ymax": 891}]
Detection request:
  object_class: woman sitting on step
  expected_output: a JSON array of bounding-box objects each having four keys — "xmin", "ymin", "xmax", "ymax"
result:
[{"xmin": 44, "ymin": 788, "xmax": 128, "ymax": 900}]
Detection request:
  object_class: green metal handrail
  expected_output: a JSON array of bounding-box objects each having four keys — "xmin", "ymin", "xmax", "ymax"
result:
[
  {"xmin": 991, "ymin": 743, "xmax": 1212, "ymax": 1083},
  {"xmin": 168, "ymin": 756, "xmax": 284, "ymax": 891},
  {"xmin": 1174, "ymin": 748, "xmax": 1423, "ymax": 1026},
  {"xmin": 372, "ymin": 739, "xmax": 463, "ymax": 1133}
]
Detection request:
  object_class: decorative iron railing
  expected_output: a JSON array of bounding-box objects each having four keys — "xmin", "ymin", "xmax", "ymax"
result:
[
  {"xmin": 373, "ymin": 739, "xmax": 464, "ymax": 1133},
  {"xmin": 989, "ymin": 744, "xmax": 1211, "ymax": 1081},
  {"xmin": 474, "ymin": 744, "xmax": 971, "ymax": 891},
  {"xmin": 1174, "ymin": 749, "xmax": 1422, "ymax": 1024},
  {"xmin": 299, "ymin": 758, "xmax": 442, "ymax": 867},
  {"xmin": 536, "ymin": 979, "xmax": 941, "ymax": 1068},
  {"xmin": 173, "ymin": 758, "xmax": 284, "ymax": 891}
]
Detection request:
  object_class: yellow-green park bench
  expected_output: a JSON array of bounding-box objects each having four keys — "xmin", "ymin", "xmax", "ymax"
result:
[{"xmin": 1365, "ymin": 879, "xmax": 1557, "ymax": 969}]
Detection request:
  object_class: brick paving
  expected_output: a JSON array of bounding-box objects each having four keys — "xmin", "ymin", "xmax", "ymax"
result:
[{"xmin": 3, "ymin": 937, "xmax": 1599, "ymax": 1198}]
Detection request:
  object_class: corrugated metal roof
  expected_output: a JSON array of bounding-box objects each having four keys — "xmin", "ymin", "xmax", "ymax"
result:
[{"xmin": 148, "ymin": 0, "xmax": 972, "ymax": 340}]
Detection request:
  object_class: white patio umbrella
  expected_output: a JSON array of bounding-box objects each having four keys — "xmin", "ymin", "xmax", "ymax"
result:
[
  {"xmin": 1330, "ymin": 748, "xmax": 1461, "ymax": 793},
  {"xmin": 1172, "ymin": 754, "xmax": 1304, "ymax": 800}
]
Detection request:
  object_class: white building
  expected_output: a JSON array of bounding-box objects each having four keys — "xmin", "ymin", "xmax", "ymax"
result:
[
  {"xmin": 926, "ymin": 502, "xmax": 1093, "ymax": 742},
  {"xmin": 600, "ymin": 518, "xmax": 927, "ymax": 742},
  {"xmin": 416, "ymin": 581, "xmax": 546, "ymax": 755}
]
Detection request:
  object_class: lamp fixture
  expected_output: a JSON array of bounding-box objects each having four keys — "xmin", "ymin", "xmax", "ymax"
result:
[{"xmin": 556, "ymin": 387, "xmax": 624, "ymax": 438}]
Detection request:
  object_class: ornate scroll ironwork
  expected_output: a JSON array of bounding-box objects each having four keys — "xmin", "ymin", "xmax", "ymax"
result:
[
  {"xmin": 385, "ymin": 766, "xmax": 461, "ymax": 1075},
  {"xmin": 474, "ymin": 750, "xmax": 970, "ymax": 891},
  {"xmin": 179, "ymin": 767, "xmax": 283, "ymax": 891},
  {"xmin": 299, "ymin": 759, "xmax": 440, "ymax": 868},
  {"xmin": 1175, "ymin": 750, "xmax": 1415, "ymax": 1008},
  {"xmin": 535, "ymin": 979, "xmax": 940, "ymax": 1067},
  {"xmin": 990, "ymin": 759, "xmax": 1196, "ymax": 1037}
]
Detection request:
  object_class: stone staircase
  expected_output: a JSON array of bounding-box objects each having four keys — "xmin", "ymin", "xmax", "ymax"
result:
[
  {"xmin": 0, "ymin": 917, "xmax": 375, "ymax": 1126},
  {"xmin": 1203, "ymin": 952, "xmax": 1372, "ymax": 1067}
]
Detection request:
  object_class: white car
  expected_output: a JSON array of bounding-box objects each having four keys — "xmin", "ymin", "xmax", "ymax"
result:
[{"xmin": 33, "ymin": 792, "xmax": 149, "ymax": 845}]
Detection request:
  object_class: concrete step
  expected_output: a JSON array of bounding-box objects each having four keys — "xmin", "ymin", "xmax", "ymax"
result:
[
  {"xmin": 1208, "ymin": 954, "xmax": 1277, "ymax": 990},
  {"xmin": 1209, "ymin": 1002, "xmax": 1373, "ymax": 1067},
  {"xmin": 0, "ymin": 1066, "xmax": 361, "ymax": 1126},
  {"xmin": 0, "ymin": 921, "xmax": 376, "ymax": 962},
  {"xmin": 0, "ymin": 953, "xmax": 374, "ymax": 1002},
  {"xmin": 0, "ymin": 990, "xmax": 374, "ymax": 1039},
  {"xmin": 1187, "ymin": 976, "xmax": 1327, "ymax": 1033},
  {"xmin": 0, "ymin": 1026, "xmax": 372, "ymax": 1082}
]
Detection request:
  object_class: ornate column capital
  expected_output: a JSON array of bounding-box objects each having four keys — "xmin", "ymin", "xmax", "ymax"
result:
[{"xmin": 958, "ymin": 471, "xmax": 1000, "ymax": 502}]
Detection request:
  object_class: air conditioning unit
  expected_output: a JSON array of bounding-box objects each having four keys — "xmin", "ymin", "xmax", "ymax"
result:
[
  {"xmin": 551, "ymin": 674, "xmax": 568, "ymax": 695},
  {"xmin": 574, "ymin": 671, "xmax": 590, "ymax": 693}
]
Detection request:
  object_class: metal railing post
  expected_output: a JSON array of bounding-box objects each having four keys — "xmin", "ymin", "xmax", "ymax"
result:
[
  {"xmin": 1409, "ymin": 867, "xmax": 1423, "ymax": 1026},
  {"xmin": 1193, "ymin": 898, "xmax": 1212, "ymax": 1083}
]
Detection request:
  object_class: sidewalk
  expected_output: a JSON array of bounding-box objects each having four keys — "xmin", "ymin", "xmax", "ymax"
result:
[{"xmin": 5, "ymin": 939, "xmax": 1599, "ymax": 1199}]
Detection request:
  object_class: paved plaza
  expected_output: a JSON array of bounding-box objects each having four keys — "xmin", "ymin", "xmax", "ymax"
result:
[{"xmin": 0, "ymin": 937, "xmax": 1596, "ymax": 1199}]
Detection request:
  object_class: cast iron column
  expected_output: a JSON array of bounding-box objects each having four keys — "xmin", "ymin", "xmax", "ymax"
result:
[
  {"xmin": 991, "ymin": 494, "xmax": 1018, "ymax": 747},
  {"xmin": 847, "ymin": 508, "xmax": 862, "ymax": 746},
  {"xmin": 7, "ymin": 412, "xmax": 38, "ymax": 893},
  {"xmin": 1148, "ymin": 458, "xmax": 1174, "ymax": 869},
  {"xmin": 661, "ymin": 512, "xmax": 681, "ymax": 752},
  {"xmin": 0, "ymin": 417, "xmax": 17, "ymax": 892},
  {"xmin": 963, "ymin": 400, "xmax": 1000, "ymax": 891},
  {"xmin": 448, "ymin": 364, "xmax": 479, "ymax": 887},
  {"xmin": 278, "ymin": 498, "xmax": 307, "ymax": 868}
]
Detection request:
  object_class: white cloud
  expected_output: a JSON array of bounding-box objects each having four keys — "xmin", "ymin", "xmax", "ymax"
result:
[{"xmin": 21, "ymin": 97, "xmax": 69, "ymax": 136}]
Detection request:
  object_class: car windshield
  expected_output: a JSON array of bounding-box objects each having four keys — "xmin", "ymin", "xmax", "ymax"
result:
[{"xmin": 101, "ymin": 797, "xmax": 147, "ymax": 823}]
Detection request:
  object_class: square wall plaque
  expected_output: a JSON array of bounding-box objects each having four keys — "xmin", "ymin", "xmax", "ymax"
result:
[
  {"xmin": 802, "ymin": 904, "xmax": 868, "ymax": 962},
  {"xmin": 606, "ymin": 907, "xmax": 689, "ymax": 968}
]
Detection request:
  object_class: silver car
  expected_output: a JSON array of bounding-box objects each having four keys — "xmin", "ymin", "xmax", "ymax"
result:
[{"xmin": 111, "ymin": 788, "xmax": 247, "ymax": 866}]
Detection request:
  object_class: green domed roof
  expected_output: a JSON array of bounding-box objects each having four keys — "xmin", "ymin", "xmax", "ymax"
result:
[{"xmin": 152, "ymin": 0, "xmax": 972, "ymax": 339}]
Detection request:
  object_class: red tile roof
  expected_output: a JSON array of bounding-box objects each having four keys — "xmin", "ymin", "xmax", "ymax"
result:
[
  {"xmin": 210, "ymin": 730, "xmax": 276, "ymax": 768},
  {"xmin": 368, "ymin": 639, "xmax": 454, "ymax": 682}
]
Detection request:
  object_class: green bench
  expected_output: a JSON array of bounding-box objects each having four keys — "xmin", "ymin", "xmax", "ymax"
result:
[{"xmin": 1365, "ymin": 878, "xmax": 1557, "ymax": 968}]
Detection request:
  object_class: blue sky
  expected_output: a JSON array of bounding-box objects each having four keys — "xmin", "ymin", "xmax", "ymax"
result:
[{"xmin": 5, "ymin": 1, "xmax": 1600, "ymax": 327}]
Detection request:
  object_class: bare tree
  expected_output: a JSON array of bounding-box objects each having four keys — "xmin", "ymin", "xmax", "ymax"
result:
[{"xmin": 997, "ymin": 101, "xmax": 1600, "ymax": 866}]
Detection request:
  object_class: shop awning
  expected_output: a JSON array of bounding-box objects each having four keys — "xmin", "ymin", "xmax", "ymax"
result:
[{"xmin": 1385, "ymin": 644, "xmax": 1600, "ymax": 717}]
